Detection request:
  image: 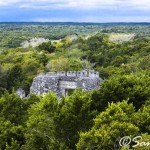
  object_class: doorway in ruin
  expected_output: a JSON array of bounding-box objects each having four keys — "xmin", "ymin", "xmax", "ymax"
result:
[
  {"xmin": 62, "ymin": 89, "xmax": 75, "ymax": 97},
  {"xmin": 66, "ymin": 89, "xmax": 74, "ymax": 96},
  {"xmin": 58, "ymin": 80, "xmax": 77, "ymax": 97}
]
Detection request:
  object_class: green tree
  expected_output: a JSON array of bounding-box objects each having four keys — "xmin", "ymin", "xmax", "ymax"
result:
[
  {"xmin": 5, "ymin": 138, "xmax": 21, "ymax": 150},
  {"xmin": 0, "ymin": 119, "xmax": 24, "ymax": 150},
  {"xmin": 23, "ymin": 92, "xmax": 60, "ymax": 150},
  {"xmin": 133, "ymin": 103, "xmax": 150, "ymax": 134},
  {"xmin": 92, "ymin": 73, "xmax": 150, "ymax": 111},
  {"xmin": 5, "ymin": 64, "xmax": 23, "ymax": 92},
  {"xmin": 46, "ymin": 57, "xmax": 70, "ymax": 71},
  {"xmin": 77, "ymin": 101, "xmax": 139, "ymax": 150},
  {"xmin": 54, "ymin": 90, "xmax": 97, "ymax": 149},
  {"xmin": 38, "ymin": 41, "xmax": 56, "ymax": 53},
  {"xmin": 0, "ymin": 91, "xmax": 26, "ymax": 149},
  {"xmin": 0, "ymin": 91, "xmax": 26, "ymax": 125}
]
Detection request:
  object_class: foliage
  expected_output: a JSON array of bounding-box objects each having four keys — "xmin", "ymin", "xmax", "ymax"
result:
[
  {"xmin": 38, "ymin": 41, "xmax": 56, "ymax": 53},
  {"xmin": 54, "ymin": 90, "xmax": 97, "ymax": 149},
  {"xmin": 91, "ymin": 73, "xmax": 150, "ymax": 110},
  {"xmin": 76, "ymin": 101, "xmax": 139, "ymax": 150},
  {"xmin": 0, "ymin": 23, "xmax": 150, "ymax": 149},
  {"xmin": 46, "ymin": 57, "xmax": 70, "ymax": 71},
  {"xmin": 0, "ymin": 91, "xmax": 26, "ymax": 150},
  {"xmin": 22, "ymin": 92, "xmax": 59, "ymax": 150}
]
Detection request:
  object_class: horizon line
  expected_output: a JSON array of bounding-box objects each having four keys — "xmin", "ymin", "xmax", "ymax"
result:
[{"xmin": 0, "ymin": 21, "xmax": 150, "ymax": 24}]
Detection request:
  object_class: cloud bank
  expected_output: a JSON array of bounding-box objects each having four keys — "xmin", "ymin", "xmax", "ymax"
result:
[
  {"xmin": 0, "ymin": 0, "xmax": 149, "ymax": 22},
  {"xmin": 0, "ymin": 0, "xmax": 150, "ymax": 10}
]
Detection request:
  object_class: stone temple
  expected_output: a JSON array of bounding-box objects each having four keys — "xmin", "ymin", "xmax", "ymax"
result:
[{"xmin": 30, "ymin": 70, "xmax": 102, "ymax": 98}]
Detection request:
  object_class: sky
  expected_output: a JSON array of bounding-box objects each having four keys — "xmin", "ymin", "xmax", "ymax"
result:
[{"xmin": 0, "ymin": 0, "xmax": 150, "ymax": 22}]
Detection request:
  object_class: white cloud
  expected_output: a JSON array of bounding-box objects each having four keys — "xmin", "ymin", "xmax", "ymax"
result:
[
  {"xmin": 19, "ymin": 0, "xmax": 131, "ymax": 9},
  {"xmin": 0, "ymin": 0, "xmax": 20, "ymax": 6},
  {"xmin": 0, "ymin": 0, "xmax": 150, "ymax": 10},
  {"xmin": 130, "ymin": 0, "xmax": 150, "ymax": 9}
]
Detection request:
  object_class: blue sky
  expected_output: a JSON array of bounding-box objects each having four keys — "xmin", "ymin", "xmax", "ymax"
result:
[{"xmin": 0, "ymin": 0, "xmax": 150, "ymax": 22}]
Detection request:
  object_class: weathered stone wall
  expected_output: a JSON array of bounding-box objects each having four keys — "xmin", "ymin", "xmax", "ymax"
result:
[
  {"xmin": 16, "ymin": 88, "xmax": 26, "ymax": 99},
  {"xmin": 30, "ymin": 70, "xmax": 102, "ymax": 97}
]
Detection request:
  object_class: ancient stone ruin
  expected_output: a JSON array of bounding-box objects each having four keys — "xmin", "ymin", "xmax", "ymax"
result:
[
  {"xmin": 30, "ymin": 70, "xmax": 102, "ymax": 98},
  {"xmin": 16, "ymin": 88, "xmax": 26, "ymax": 99}
]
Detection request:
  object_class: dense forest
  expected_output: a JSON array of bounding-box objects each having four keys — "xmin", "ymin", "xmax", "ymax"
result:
[{"xmin": 0, "ymin": 23, "xmax": 150, "ymax": 150}]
